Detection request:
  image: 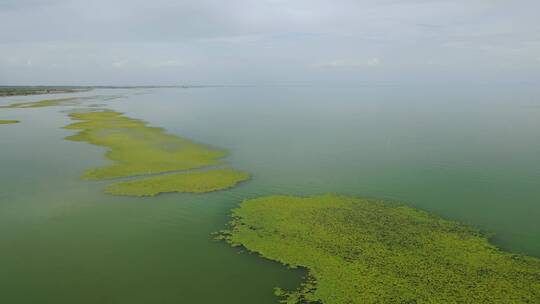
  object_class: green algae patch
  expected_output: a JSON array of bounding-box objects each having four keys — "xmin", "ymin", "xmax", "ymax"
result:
[
  {"xmin": 0, "ymin": 97, "xmax": 80, "ymax": 108},
  {"xmin": 64, "ymin": 109, "xmax": 249, "ymax": 196},
  {"xmin": 0, "ymin": 95, "xmax": 123, "ymax": 109},
  {"xmin": 0, "ymin": 120, "xmax": 19, "ymax": 124},
  {"xmin": 106, "ymin": 167, "xmax": 250, "ymax": 197},
  {"xmin": 220, "ymin": 194, "xmax": 540, "ymax": 304},
  {"xmin": 65, "ymin": 110, "xmax": 227, "ymax": 180}
]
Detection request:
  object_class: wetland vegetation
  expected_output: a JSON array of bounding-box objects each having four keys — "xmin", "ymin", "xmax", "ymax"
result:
[
  {"xmin": 0, "ymin": 119, "xmax": 20, "ymax": 124},
  {"xmin": 106, "ymin": 167, "xmax": 249, "ymax": 196},
  {"xmin": 220, "ymin": 194, "xmax": 540, "ymax": 304},
  {"xmin": 1, "ymin": 94, "xmax": 249, "ymax": 197},
  {"xmin": 65, "ymin": 111, "xmax": 227, "ymax": 179},
  {"xmin": 0, "ymin": 96, "xmax": 123, "ymax": 109},
  {"xmin": 0, "ymin": 97, "xmax": 83, "ymax": 108},
  {"xmin": 64, "ymin": 110, "xmax": 249, "ymax": 196}
]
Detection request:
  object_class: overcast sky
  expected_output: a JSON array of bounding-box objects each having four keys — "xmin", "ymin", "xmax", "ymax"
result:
[{"xmin": 1, "ymin": 0, "xmax": 539, "ymax": 85}]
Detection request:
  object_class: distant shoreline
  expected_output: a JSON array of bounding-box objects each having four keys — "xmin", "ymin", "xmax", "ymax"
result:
[
  {"xmin": 0, "ymin": 85, "xmax": 221, "ymax": 97},
  {"xmin": 0, "ymin": 87, "xmax": 92, "ymax": 97}
]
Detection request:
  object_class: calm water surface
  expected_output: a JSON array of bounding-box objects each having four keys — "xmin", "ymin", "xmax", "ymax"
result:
[{"xmin": 1, "ymin": 86, "xmax": 539, "ymax": 303}]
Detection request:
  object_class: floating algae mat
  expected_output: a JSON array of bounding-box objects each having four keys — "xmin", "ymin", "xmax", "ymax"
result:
[
  {"xmin": 106, "ymin": 167, "xmax": 250, "ymax": 197},
  {"xmin": 65, "ymin": 110, "xmax": 249, "ymax": 196},
  {"xmin": 0, "ymin": 97, "xmax": 82, "ymax": 108},
  {"xmin": 0, "ymin": 120, "xmax": 19, "ymax": 124},
  {"xmin": 220, "ymin": 194, "xmax": 540, "ymax": 304},
  {"xmin": 0, "ymin": 95, "xmax": 124, "ymax": 109},
  {"xmin": 64, "ymin": 111, "xmax": 227, "ymax": 179}
]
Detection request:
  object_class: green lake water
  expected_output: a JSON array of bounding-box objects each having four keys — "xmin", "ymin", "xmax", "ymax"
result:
[{"xmin": 1, "ymin": 85, "xmax": 539, "ymax": 303}]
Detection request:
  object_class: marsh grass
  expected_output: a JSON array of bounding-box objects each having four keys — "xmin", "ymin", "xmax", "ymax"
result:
[
  {"xmin": 221, "ymin": 194, "xmax": 540, "ymax": 304},
  {"xmin": 0, "ymin": 120, "xmax": 19, "ymax": 124},
  {"xmin": 106, "ymin": 167, "xmax": 250, "ymax": 196},
  {"xmin": 0, "ymin": 95, "xmax": 124, "ymax": 109},
  {"xmin": 0, "ymin": 97, "xmax": 81, "ymax": 108},
  {"xmin": 65, "ymin": 110, "xmax": 249, "ymax": 196},
  {"xmin": 64, "ymin": 111, "xmax": 227, "ymax": 179}
]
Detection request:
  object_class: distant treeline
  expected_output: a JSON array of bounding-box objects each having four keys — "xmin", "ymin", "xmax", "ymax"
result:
[
  {"xmin": 0, "ymin": 86, "xmax": 90, "ymax": 97},
  {"xmin": 0, "ymin": 85, "xmax": 219, "ymax": 97}
]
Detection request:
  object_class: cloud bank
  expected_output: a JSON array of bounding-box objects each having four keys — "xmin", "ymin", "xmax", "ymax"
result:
[{"xmin": 1, "ymin": 0, "xmax": 539, "ymax": 85}]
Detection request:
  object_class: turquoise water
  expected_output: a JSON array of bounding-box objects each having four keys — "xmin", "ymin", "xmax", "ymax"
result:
[{"xmin": 1, "ymin": 86, "xmax": 540, "ymax": 303}]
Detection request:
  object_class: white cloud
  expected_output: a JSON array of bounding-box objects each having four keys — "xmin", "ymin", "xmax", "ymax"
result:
[{"xmin": 1, "ymin": 0, "xmax": 540, "ymax": 84}]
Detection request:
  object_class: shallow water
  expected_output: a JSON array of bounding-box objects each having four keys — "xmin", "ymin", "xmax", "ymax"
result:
[{"xmin": 1, "ymin": 85, "xmax": 540, "ymax": 303}]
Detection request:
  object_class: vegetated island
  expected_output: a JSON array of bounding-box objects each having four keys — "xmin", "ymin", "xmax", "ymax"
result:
[
  {"xmin": 219, "ymin": 194, "xmax": 540, "ymax": 304},
  {"xmin": 0, "ymin": 120, "xmax": 19, "ymax": 124},
  {"xmin": 64, "ymin": 110, "xmax": 249, "ymax": 196}
]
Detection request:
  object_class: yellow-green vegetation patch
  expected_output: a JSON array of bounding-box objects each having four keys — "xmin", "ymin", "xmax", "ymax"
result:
[
  {"xmin": 0, "ymin": 97, "xmax": 80, "ymax": 108},
  {"xmin": 0, "ymin": 120, "xmax": 19, "ymax": 124},
  {"xmin": 65, "ymin": 110, "xmax": 227, "ymax": 179},
  {"xmin": 0, "ymin": 95, "xmax": 123, "ymax": 109},
  {"xmin": 220, "ymin": 194, "xmax": 540, "ymax": 304},
  {"xmin": 106, "ymin": 167, "xmax": 250, "ymax": 197},
  {"xmin": 65, "ymin": 110, "xmax": 249, "ymax": 196}
]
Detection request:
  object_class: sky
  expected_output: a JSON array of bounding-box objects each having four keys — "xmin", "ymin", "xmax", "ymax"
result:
[{"xmin": 1, "ymin": 0, "xmax": 539, "ymax": 86}]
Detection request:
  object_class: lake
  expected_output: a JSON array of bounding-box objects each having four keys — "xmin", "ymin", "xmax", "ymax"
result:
[{"xmin": 1, "ymin": 85, "xmax": 539, "ymax": 303}]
